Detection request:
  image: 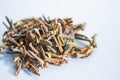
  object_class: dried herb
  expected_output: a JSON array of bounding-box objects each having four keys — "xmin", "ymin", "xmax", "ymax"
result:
[{"xmin": 0, "ymin": 16, "xmax": 97, "ymax": 76}]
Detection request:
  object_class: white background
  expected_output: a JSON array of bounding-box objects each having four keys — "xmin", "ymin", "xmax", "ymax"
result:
[{"xmin": 0, "ymin": 0, "xmax": 120, "ymax": 80}]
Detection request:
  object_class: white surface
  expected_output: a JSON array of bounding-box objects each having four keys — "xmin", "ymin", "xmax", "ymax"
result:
[{"xmin": 0, "ymin": 0, "xmax": 120, "ymax": 80}]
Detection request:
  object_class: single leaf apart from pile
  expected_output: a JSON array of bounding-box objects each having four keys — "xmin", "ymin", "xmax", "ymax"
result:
[{"xmin": 0, "ymin": 16, "xmax": 97, "ymax": 76}]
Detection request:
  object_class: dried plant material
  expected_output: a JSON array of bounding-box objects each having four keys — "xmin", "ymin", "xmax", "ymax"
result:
[{"xmin": 0, "ymin": 16, "xmax": 97, "ymax": 76}]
